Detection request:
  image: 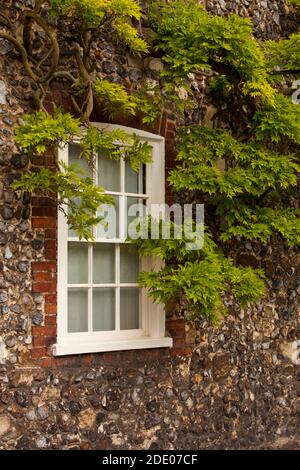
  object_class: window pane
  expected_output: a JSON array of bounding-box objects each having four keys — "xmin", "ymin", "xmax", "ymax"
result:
[
  {"xmin": 93, "ymin": 244, "xmax": 115, "ymax": 284},
  {"xmin": 68, "ymin": 145, "xmax": 92, "ymax": 237},
  {"xmin": 93, "ymin": 288, "xmax": 115, "ymax": 331},
  {"xmin": 125, "ymin": 160, "xmax": 144, "ymax": 194},
  {"xmin": 126, "ymin": 197, "xmax": 146, "ymax": 238},
  {"xmin": 68, "ymin": 242, "xmax": 88, "ymax": 284},
  {"xmin": 69, "ymin": 144, "xmax": 91, "ymax": 177},
  {"xmin": 97, "ymin": 196, "xmax": 119, "ymax": 239},
  {"xmin": 120, "ymin": 245, "xmax": 139, "ymax": 283},
  {"xmin": 68, "ymin": 288, "xmax": 88, "ymax": 332},
  {"xmin": 98, "ymin": 153, "xmax": 120, "ymax": 192},
  {"xmin": 120, "ymin": 287, "xmax": 139, "ymax": 330}
]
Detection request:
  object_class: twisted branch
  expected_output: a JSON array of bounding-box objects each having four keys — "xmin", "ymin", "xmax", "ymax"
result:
[
  {"xmin": 0, "ymin": 11, "xmax": 59, "ymax": 85},
  {"xmin": 22, "ymin": 12, "xmax": 60, "ymax": 83},
  {"xmin": 81, "ymin": 83, "xmax": 94, "ymax": 123},
  {"xmin": 0, "ymin": 30, "xmax": 39, "ymax": 82},
  {"xmin": 1, "ymin": 2, "xmax": 95, "ymax": 121},
  {"xmin": 0, "ymin": 12, "xmax": 13, "ymax": 31},
  {"xmin": 81, "ymin": 29, "xmax": 95, "ymax": 74},
  {"xmin": 74, "ymin": 43, "xmax": 90, "ymax": 82}
]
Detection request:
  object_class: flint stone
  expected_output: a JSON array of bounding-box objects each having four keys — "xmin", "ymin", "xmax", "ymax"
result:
[
  {"xmin": 4, "ymin": 247, "xmax": 13, "ymax": 259},
  {"xmin": 212, "ymin": 353, "xmax": 231, "ymax": 381},
  {"xmin": 0, "ymin": 292, "xmax": 8, "ymax": 303},
  {"xmin": 0, "ymin": 40, "xmax": 13, "ymax": 56},
  {"xmin": 17, "ymin": 261, "xmax": 29, "ymax": 273},
  {"xmin": 35, "ymin": 436, "xmax": 47, "ymax": 449},
  {"xmin": 31, "ymin": 239, "xmax": 44, "ymax": 250},
  {"xmin": 37, "ymin": 405, "xmax": 49, "ymax": 421},
  {"xmin": 10, "ymin": 154, "xmax": 29, "ymax": 169},
  {"xmin": 0, "ymin": 416, "xmax": 10, "ymax": 438},
  {"xmin": 0, "ymin": 80, "xmax": 6, "ymax": 104},
  {"xmin": 102, "ymin": 61, "xmax": 117, "ymax": 74},
  {"xmin": 0, "ymin": 338, "xmax": 8, "ymax": 364},
  {"xmin": 280, "ymin": 340, "xmax": 300, "ymax": 365},
  {"xmin": 2, "ymin": 206, "xmax": 13, "ymax": 220},
  {"xmin": 5, "ymin": 336, "xmax": 16, "ymax": 348}
]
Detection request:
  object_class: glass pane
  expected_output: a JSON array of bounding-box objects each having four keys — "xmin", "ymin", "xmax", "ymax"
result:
[
  {"xmin": 93, "ymin": 288, "xmax": 115, "ymax": 331},
  {"xmin": 97, "ymin": 196, "xmax": 119, "ymax": 239},
  {"xmin": 125, "ymin": 160, "xmax": 144, "ymax": 194},
  {"xmin": 69, "ymin": 144, "xmax": 91, "ymax": 177},
  {"xmin": 68, "ymin": 288, "xmax": 88, "ymax": 332},
  {"xmin": 98, "ymin": 153, "xmax": 120, "ymax": 192},
  {"xmin": 68, "ymin": 145, "xmax": 92, "ymax": 237},
  {"xmin": 68, "ymin": 242, "xmax": 88, "ymax": 284},
  {"xmin": 120, "ymin": 288, "xmax": 139, "ymax": 330},
  {"xmin": 120, "ymin": 245, "xmax": 139, "ymax": 283},
  {"xmin": 93, "ymin": 244, "xmax": 115, "ymax": 284},
  {"xmin": 126, "ymin": 197, "xmax": 146, "ymax": 238}
]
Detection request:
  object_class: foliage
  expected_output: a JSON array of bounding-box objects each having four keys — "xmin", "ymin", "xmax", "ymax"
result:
[
  {"xmin": 217, "ymin": 203, "xmax": 300, "ymax": 246},
  {"xmin": 11, "ymin": 162, "xmax": 113, "ymax": 240},
  {"xmin": 288, "ymin": 0, "xmax": 300, "ymax": 6},
  {"xmin": 254, "ymin": 94, "xmax": 300, "ymax": 145},
  {"xmin": 124, "ymin": 136, "xmax": 153, "ymax": 171},
  {"xmin": 15, "ymin": 111, "xmax": 152, "ymax": 239},
  {"xmin": 50, "ymin": 0, "xmax": 148, "ymax": 54},
  {"xmin": 148, "ymin": 0, "xmax": 274, "ymax": 103},
  {"xmin": 3, "ymin": 0, "xmax": 300, "ymax": 321},
  {"xmin": 127, "ymin": 0, "xmax": 300, "ymax": 321},
  {"xmin": 266, "ymin": 33, "xmax": 300, "ymax": 73},
  {"xmin": 93, "ymin": 80, "xmax": 137, "ymax": 118},
  {"xmin": 130, "ymin": 219, "xmax": 265, "ymax": 322},
  {"xmin": 80, "ymin": 126, "xmax": 153, "ymax": 171},
  {"xmin": 168, "ymin": 123, "xmax": 300, "ymax": 247},
  {"xmin": 15, "ymin": 109, "xmax": 81, "ymax": 154},
  {"xmin": 80, "ymin": 126, "xmax": 133, "ymax": 161},
  {"xmin": 169, "ymin": 126, "xmax": 300, "ymax": 197}
]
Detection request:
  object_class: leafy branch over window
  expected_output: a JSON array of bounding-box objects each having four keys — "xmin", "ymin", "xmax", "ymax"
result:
[{"xmin": 2, "ymin": 0, "xmax": 300, "ymax": 321}]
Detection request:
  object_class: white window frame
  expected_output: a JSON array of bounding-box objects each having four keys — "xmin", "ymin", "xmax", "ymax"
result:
[{"xmin": 53, "ymin": 123, "xmax": 173, "ymax": 356}]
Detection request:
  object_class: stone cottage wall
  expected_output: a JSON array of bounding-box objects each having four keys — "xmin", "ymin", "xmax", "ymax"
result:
[{"xmin": 0, "ymin": 0, "xmax": 299, "ymax": 449}]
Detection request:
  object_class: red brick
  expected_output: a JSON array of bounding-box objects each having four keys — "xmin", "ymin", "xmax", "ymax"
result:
[
  {"xmin": 44, "ymin": 326, "xmax": 57, "ymax": 336},
  {"xmin": 45, "ymin": 303, "xmax": 57, "ymax": 314},
  {"xmin": 45, "ymin": 294, "xmax": 57, "ymax": 303},
  {"xmin": 166, "ymin": 131, "xmax": 175, "ymax": 140},
  {"xmin": 82, "ymin": 354, "xmax": 93, "ymax": 365},
  {"xmin": 33, "ymin": 271, "xmax": 56, "ymax": 282},
  {"xmin": 173, "ymin": 338, "xmax": 186, "ymax": 348},
  {"xmin": 32, "ymin": 218, "xmax": 57, "ymax": 228},
  {"xmin": 32, "ymin": 336, "xmax": 45, "ymax": 347},
  {"xmin": 31, "ymin": 155, "xmax": 56, "ymax": 167},
  {"xmin": 170, "ymin": 347, "xmax": 192, "ymax": 357},
  {"xmin": 32, "ymin": 282, "xmax": 56, "ymax": 293},
  {"xmin": 31, "ymin": 347, "xmax": 47, "ymax": 359},
  {"xmin": 45, "ymin": 249, "xmax": 57, "ymax": 261},
  {"xmin": 45, "ymin": 336, "xmax": 56, "ymax": 347},
  {"xmin": 166, "ymin": 320, "xmax": 185, "ymax": 331},
  {"xmin": 45, "ymin": 229, "xmax": 57, "ymax": 239},
  {"xmin": 32, "ymin": 207, "xmax": 57, "ymax": 217},
  {"xmin": 35, "ymin": 357, "xmax": 53, "ymax": 367},
  {"xmin": 44, "ymin": 239, "xmax": 56, "ymax": 250},
  {"xmin": 31, "ymin": 196, "xmax": 57, "ymax": 207},
  {"xmin": 45, "ymin": 315, "xmax": 56, "ymax": 326},
  {"xmin": 51, "ymin": 357, "xmax": 67, "ymax": 367},
  {"xmin": 32, "ymin": 326, "xmax": 45, "ymax": 337},
  {"xmin": 32, "ymin": 261, "xmax": 56, "ymax": 272}
]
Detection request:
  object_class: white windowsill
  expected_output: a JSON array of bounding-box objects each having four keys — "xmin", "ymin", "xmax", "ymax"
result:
[{"xmin": 52, "ymin": 336, "xmax": 173, "ymax": 356}]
